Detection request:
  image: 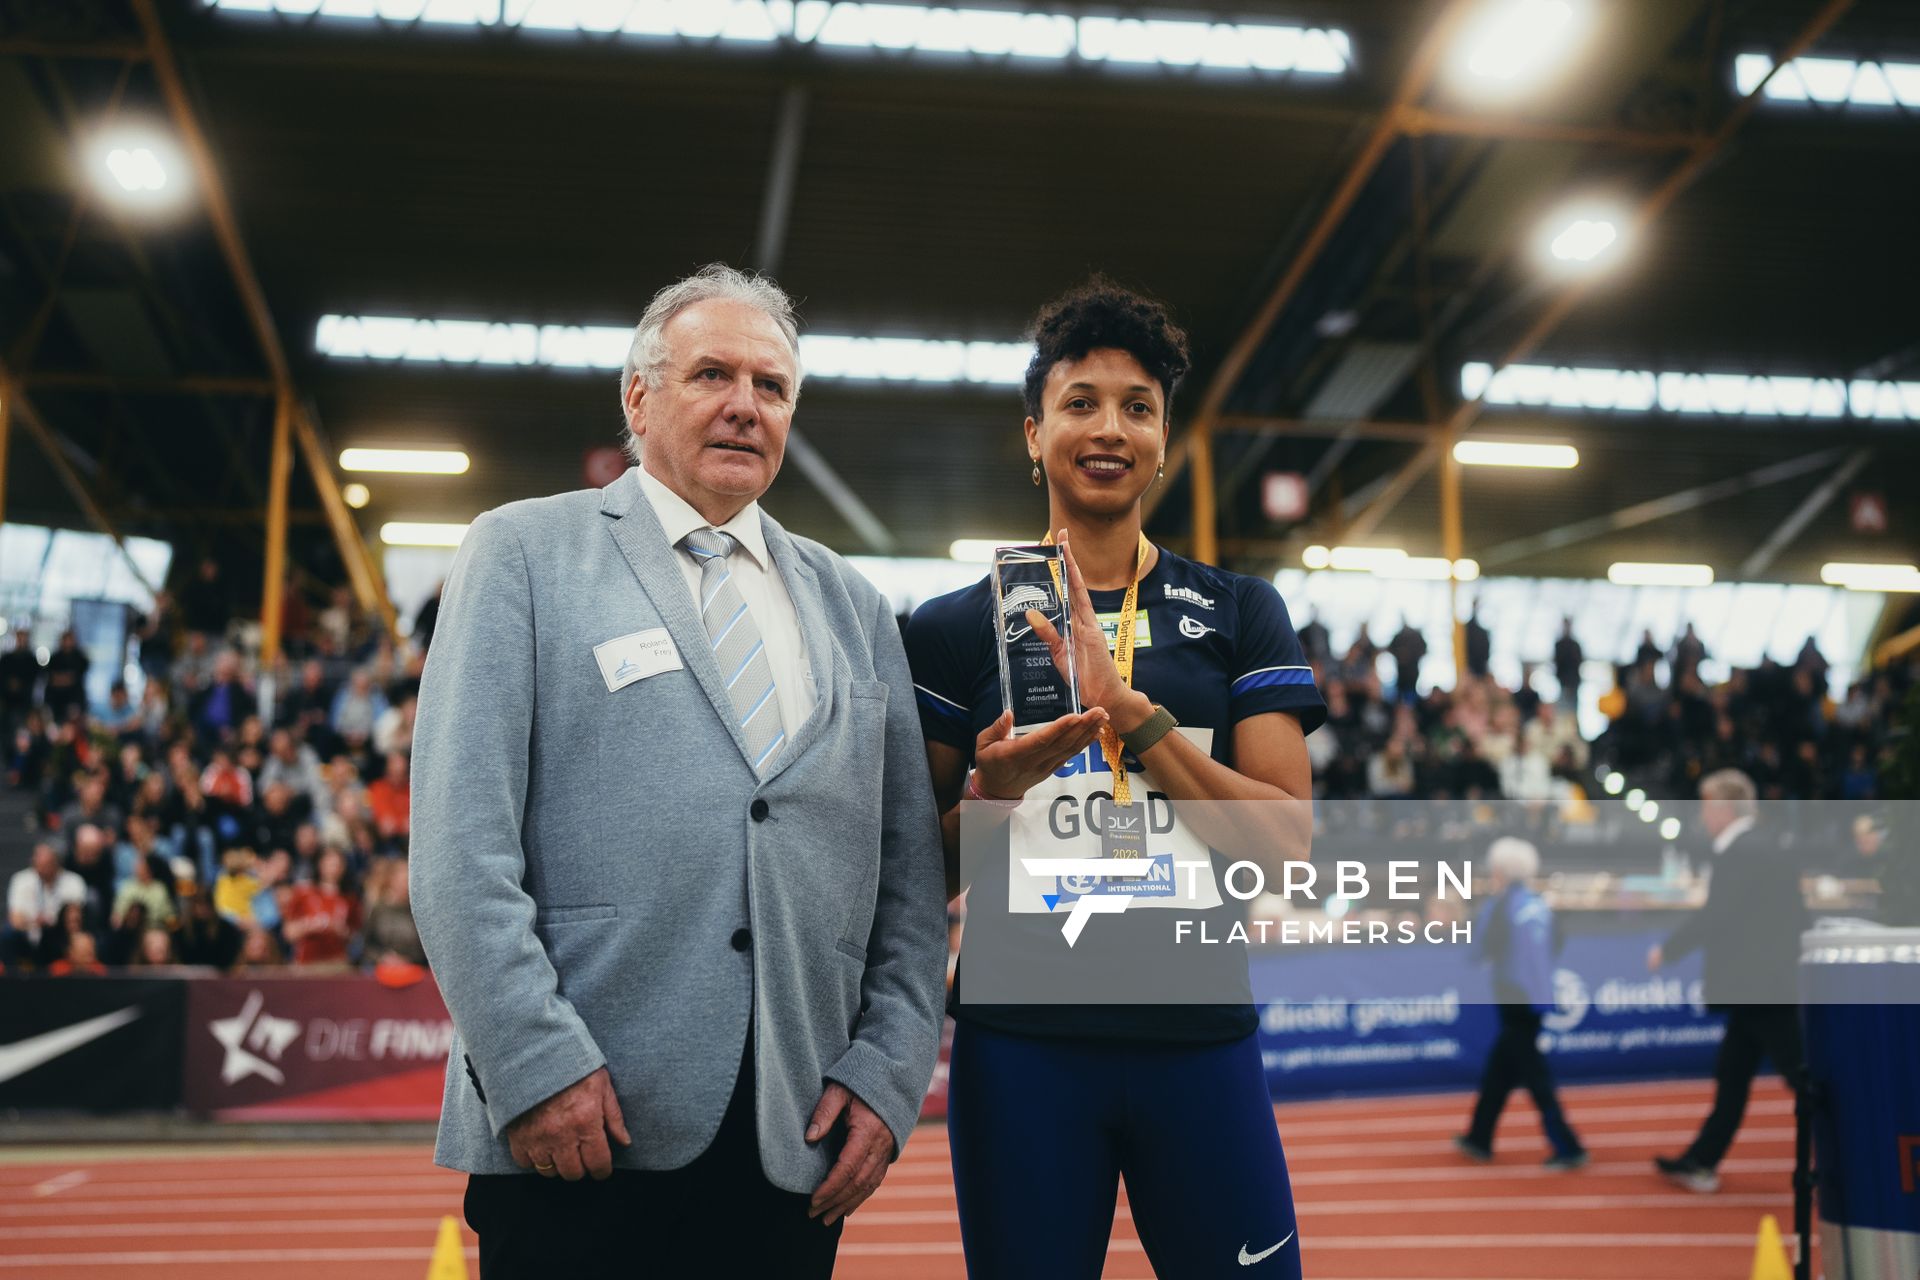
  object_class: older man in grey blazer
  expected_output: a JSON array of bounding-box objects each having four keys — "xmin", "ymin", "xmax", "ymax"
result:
[{"xmin": 411, "ymin": 264, "xmax": 949, "ymax": 1278}]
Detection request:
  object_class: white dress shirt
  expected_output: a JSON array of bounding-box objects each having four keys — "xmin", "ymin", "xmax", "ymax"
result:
[
  {"xmin": 1711, "ymin": 813, "xmax": 1756, "ymax": 856},
  {"xmin": 633, "ymin": 466, "xmax": 815, "ymax": 735}
]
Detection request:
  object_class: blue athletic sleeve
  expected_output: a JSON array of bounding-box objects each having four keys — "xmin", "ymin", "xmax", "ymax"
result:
[
  {"xmin": 1229, "ymin": 577, "xmax": 1326, "ymax": 733},
  {"xmin": 902, "ymin": 591, "xmax": 980, "ymax": 750}
]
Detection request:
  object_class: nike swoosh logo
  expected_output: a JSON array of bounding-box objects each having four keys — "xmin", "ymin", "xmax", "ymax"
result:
[
  {"xmin": 0, "ymin": 1007, "xmax": 142, "ymax": 1085},
  {"xmin": 1238, "ymin": 1232, "xmax": 1295, "ymax": 1266}
]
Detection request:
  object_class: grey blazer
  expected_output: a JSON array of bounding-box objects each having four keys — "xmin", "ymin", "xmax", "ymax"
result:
[{"xmin": 410, "ymin": 476, "xmax": 948, "ymax": 1191}]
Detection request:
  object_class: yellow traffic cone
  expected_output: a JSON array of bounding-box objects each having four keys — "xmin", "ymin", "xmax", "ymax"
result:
[
  {"xmin": 425, "ymin": 1214, "xmax": 470, "ymax": 1280},
  {"xmin": 1748, "ymin": 1213, "xmax": 1793, "ymax": 1280}
]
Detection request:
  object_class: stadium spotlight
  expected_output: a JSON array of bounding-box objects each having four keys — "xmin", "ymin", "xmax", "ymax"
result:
[
  {"xmin": 1604, "ymin": 772, "xmax": 1625, "ymax": 795},
  {"xmin": 340, "ymin": 448, "xmax": 470, "ymax": 475},
  {"xmin": 1327, "ymin": 546, "xmax": 1409, "ymax": 572},
  {"xmin": 1624, "ymin": 788, "xmax": 1647, "ymax": 812},
  {"xmin": 1608, "ymin": 562, "xmax": 1713, "ymax": 587},
  {"xmin": 1659, "ymin": 817, "xmax": 1682, "ymax": 841},
  {"xmin": 87, "ymin": 125, "xmax": 190, "ymax": 213},
  {"xmin": 1301, "ymin": 545, "xmax": 1332, "ymax": 570},
  {"xmin": 1640, "ymin": 801, "xmax": 1660, "ymax": 823},
  {"xmin": 1821, "ymin": 562, "xmax": 1920, "ymax": 592},
  {"xmin": 380, "ymin": 522, "xmax": 471, "ymax": 547},
  {"xmin": 1454, "ymin": 440, "xmax": 1580, "ymax": 469},
  {"xmin": 1537, "ymin": 205, "xmax": 1626, "ymax": 273},
  {"xmin": 1447, "ymin": 0, "xmax": 1592, "ymax": 98},
  {"xmin": 342, "ymin": 483, "xmax": 371, "ymax": 509}
]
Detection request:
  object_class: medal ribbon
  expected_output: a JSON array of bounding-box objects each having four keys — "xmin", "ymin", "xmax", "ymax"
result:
[{"xmin": 1043, "ymin": 531, "xmax": 1151, "ymax": 809}]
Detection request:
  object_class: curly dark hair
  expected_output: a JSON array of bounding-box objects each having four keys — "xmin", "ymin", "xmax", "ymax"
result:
[{"xmin": 1021, "ymin": 278, "xmax": 1191, "ymax": 423}]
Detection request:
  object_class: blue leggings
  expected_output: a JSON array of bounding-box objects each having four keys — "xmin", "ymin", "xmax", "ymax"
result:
[{"xmin": 948, "ymin": 1021, "xmax": 1301, "ymax": 1280}]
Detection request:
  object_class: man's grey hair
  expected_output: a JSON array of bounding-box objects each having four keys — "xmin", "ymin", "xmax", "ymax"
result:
[
  {"xmin": 616, "ymin": 263, "xmax": 804, "ymax": 465},
  {"xmin": 1485, "ymin": 836, "xmax": 1540, "ymax": 884},
  {"xmin": 1699, "ymin": 768, "xmax": 1758, "ymax": 817}
]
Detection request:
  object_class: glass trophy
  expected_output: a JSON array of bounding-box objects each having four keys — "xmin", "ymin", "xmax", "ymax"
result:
[{"xmin": 991, "ymin": 545, "xmax": 1079, "ymax": 733}]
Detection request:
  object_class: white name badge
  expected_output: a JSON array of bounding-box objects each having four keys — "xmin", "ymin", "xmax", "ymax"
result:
[
  {"xmin": 593, "ymin": 628, "xmax": 683, "ymax": 692},
  {"xmin": 1006, "ymin": 726, "xmax": 1222, "ymax": 913}
]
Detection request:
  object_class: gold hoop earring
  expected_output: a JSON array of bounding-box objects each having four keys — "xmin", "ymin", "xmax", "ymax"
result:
[{"xmin": 1031, "ymin": 461, "xmax": 1042, "ymax": 486}]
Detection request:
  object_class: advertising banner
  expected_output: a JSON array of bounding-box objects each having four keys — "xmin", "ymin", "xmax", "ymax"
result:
[
  {"xmin": 1252, "ymin": 928, "xmax": 1722, "ymax": 1099},
  {"xmin": 0, "ymin": 976, "xmax": 186, "ymax": 1111},
  {"xmin": 181, "ymin": 973, "xmax": 455, "ymax": 1120}
]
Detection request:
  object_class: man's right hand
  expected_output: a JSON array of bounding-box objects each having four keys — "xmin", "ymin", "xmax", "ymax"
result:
[
  {"xmin": 505, "ymin": 1066, "xmax": 631, "ymax": 1182},
  {"xmin": 970, "ymin": 708, "xmax": 1109, "ymax": 801}
]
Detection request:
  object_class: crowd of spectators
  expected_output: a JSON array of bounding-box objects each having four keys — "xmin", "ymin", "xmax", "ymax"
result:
[
  {"xmin": 5, "ymin": 561, "xmax": 1911, "ymax": 974},
  {"xmin": 1293, "ymin": 608, "xmax": 1911, "ymax": 812},
  {"xmin": 2, "ymin": 558, "xmax": 430, "ymax": 979}
]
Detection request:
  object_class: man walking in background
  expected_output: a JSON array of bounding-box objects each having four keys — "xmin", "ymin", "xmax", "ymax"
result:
[
  {"xmin": 1648, "ymin": 769, "xmax": 1808, "ymax": 1192},
  {"xmin": 1455, "ymin": 837, "xmax": 1586, "ymax": 1169},
  {"xmin": 411, "ymin": 264, "xmax": 948, "ymax": 1277}
]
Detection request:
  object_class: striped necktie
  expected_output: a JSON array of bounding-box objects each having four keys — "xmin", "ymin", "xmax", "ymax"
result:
[{"xmin": 681, "ymin": 528, "xmax": 786, "ymax": 772}]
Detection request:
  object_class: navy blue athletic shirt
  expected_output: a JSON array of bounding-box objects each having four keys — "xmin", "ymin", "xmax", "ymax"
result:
[{"xmin": 905, "ymin": 547, "xmax": 1326, "ymax": 1043}]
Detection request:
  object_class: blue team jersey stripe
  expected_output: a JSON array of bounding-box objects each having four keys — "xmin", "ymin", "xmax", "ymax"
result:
[
  {"xmin": 1232, "ymin": 666, "xmax": 1317, "ymax": 693},
  {"xmin": 915, "ymin": 684, "xmax": 970, "ymax": 721}
]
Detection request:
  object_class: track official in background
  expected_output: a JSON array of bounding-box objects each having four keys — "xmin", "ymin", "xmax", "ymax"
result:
[
  {"xmin": 1648, "ymin": 768, "xmax": 1808, "ymax": 1193},
  {"xmin": 1455, "ymin": 837, "xmax": 1586, "ymax": 1169},
  {"xmin": 412, "ymin": 264, "xmax": 949, "ymax": 1277}
]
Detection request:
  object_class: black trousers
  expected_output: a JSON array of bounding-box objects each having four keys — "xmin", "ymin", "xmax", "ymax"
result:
[
  {"xmin": 1466, "ymin": 1005, "xmax": 1583, "ymax": 1156},
  {"xmin": 464, "ymin": 1043, "xmax": 842, "ymax": 1279},
  {"xmin": 1684, "ymin": 1004, "xmax": 1805, "ymax": 1169}
]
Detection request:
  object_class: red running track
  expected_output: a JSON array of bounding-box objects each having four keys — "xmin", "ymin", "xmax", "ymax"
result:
[{"xmin": 0, "ymin": 1078, "xmax": 1811, "ymax": 1278}]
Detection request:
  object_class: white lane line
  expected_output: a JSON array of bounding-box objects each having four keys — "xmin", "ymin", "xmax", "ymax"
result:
[
  {"xmin": 1274, "ymin": 1100, "xmax": 1789, "ymax": 1138},
  {"xmin": 30, "ymin": 1172, "xmax": 89, "ymax": 1198},
  {"xmin": 837, "ymin": 1233, "xmax": 1780, "ymax": 1258},
  {"xmin": 6, "ymin": 1219, "xmax": 449, "ymax": 1240},
  {"xmin": 0, "ymin": 1248, "xmax": 478, "ymax": 1268},
  {"xmin": 1284, "ymin": 1127, "xmax": 1792, "ymax": 1159},
  {"xmin": 3, "ymin": 1175, "xmax": 457, "ymax": 1199},
  {"xmin": 1287, "ymin": 1157, "xmax": 1795, "ymax": 1187},
  {"xmin": 0, "ymin": 1194, "xmax": 460, "ymax": 1217}
]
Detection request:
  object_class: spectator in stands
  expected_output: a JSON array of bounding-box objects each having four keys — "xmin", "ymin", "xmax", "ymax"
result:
[
  {"xmin": 213, "ymin": 848, "xmax": 262, "ymax": 924},
  {"xmin": 235, "ymin": 924, "xmax": 284, "ymax": 971},
  {"xmin": 1670, "ymin": 623, "xmax": 1708, "ymax": 683},
  {"xmin": 1464, "ymin": 604, "xmax": 1491, "ymax": 679},
  {"xmin": 176, "ymin": 891, "xmax": 242, "ymax": 970},
  {"xmin": 1296, "ymin": 610, "xmax": 1330, "ymax": 665},
  {"xmin": 134, "ymin": 590, "xmax": 178, "ymax": 684},
  {"xmin": 412, "ymin": 582, "xmax": 443, "ymax": 652},
  {"xmin": 0, "ymin": 626, "xmax": 42, "ymax": 730},
  {"xmin": 179, "ymin": 556, "xmax": 230, "ymax": 641},
  {"xmin": 283, "ymin": 846, "xmax": 360, "ymax": 967},
  {"xmin": 1552, "ymin": 617, "xmax": 1582, "ymax": 709},
  {"xmin": 329, "ymin": 669, "xmax": 387, "ymax": 749},
  {"xmin": 5, "ymin": 841, "xmax": 86, "ymax": 966},
  {"xmin": 96, "ymin": 683, "xmax": 139, "ymax": 738},
  {"xmin": 1387, "ymin": 618, "xmax": 1426, "ymax": 701},
  {"xmin": 372, "ymin": 693, "xmax": 417, "ymax": 757},
  {"xmin": 40, "ymin": 900, "xmax": 96, "ymax": 969},
  {"xmin": 111, "ymin": 851, "xmax": 175, "ymax": 932},
  {"xmin": 66, "ymin": 823, "xmax": 115, "ymax": 915},
  {"xmin": 250, "ymin": 781, "xmax": 306, "ymax": 856},
  {"xmin": 132, "ymin": 926, "xmax": 177, "ymax": 968},
  {"xmin": 1366, "ymin": 735, "xmax": 1416, "ymax": 798},
  {"xmin": 8, "ymin": 709, "xmax": 52, "ymax": 790},
  {"xmin": 361, "ymin": 855, "xmax": 425, "ymax": 967},
  {"xmin": 42, "ymin": 630, "xmax": 90, "ymax": 724},
  {"xmin": 102, "ymin": 899, "xmax": 151, "ymax": 966},
  {"xmin": 49, "ymin": 928, "xmax": 106, "ymax": 976},
  {"xmin": 190, "ymin": 650, "xmax": 254, "ymax": 744},
  {"xmin": 57, "ymin": 772, "xmax": 121, "ymax": 855},
  {"xmin": 261, "ymin": 727, "xmax": 329, "ymax": 817},
  {"xmin": 1456, "ymin": 838, "xmax": 1585, "ymax": 1169},
  {"xmin": 251, "ymin": 849, "xmax": 290, "ymax": 938},
  {"xmin": 366, "ymin": 751, "xmax": 411, "ymax": 846},
  {"xmin": 114, "ymin": 812, "xmax": 170, "ymax": 890}
]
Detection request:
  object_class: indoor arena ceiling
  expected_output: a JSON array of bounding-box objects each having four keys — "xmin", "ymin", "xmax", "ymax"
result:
[{"xmin": 1, "ymin": 0, "xmax": 1917, "ymax": 600}]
